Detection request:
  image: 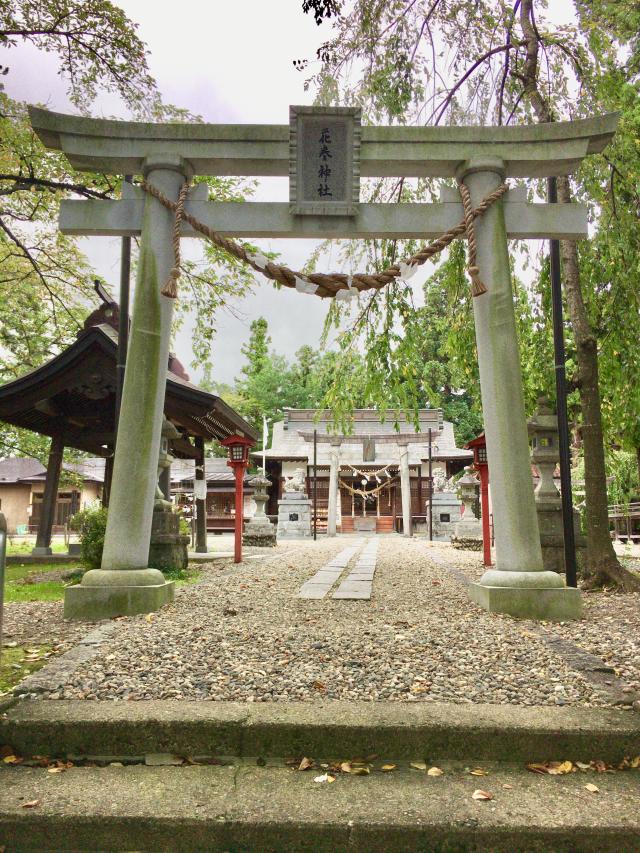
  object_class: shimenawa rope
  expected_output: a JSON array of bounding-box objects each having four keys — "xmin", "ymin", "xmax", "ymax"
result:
[{"xmin": 141, "ymin": 179, "xmax": 508, "ymax": 301}]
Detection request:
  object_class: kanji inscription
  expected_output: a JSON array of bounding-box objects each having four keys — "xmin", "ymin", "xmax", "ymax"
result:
[{"xmin": 289, "ymin": 106, "xmax": 361, "ymax": 216}]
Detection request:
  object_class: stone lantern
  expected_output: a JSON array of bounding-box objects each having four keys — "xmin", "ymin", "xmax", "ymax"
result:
[
  {"xmin": 451, "ymin": 466, "xmax": 483, "ymax": 551},
  {"xmin": 243, "ymin": 473, "xmax": 276, "ymax": 547},
  {"xmin": 527, "ymin": 397, "xmax": 585, "ymax": 573},
  {"xmin": 149, "ymin": 417, "xmax": 189, "ymax": 572}
]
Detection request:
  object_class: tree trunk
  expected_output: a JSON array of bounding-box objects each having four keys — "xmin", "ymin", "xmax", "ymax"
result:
[
  {"xmin": 556, "ymin": 186, "xmax": 640, "ymax": 591},
  {"xmin": 519, "ymin": 0, "xmax": 640, "ymax": 591}
]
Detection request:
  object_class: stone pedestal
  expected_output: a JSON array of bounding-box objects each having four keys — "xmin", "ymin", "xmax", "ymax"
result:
[
  {"xmin": 430, "ymin": 490, "xmax": 463, "ymax": 541},
  {"xmin": 451, "ymin": 467, "xmax": 483, "ymax": 551},
  {"xmin": 148, "ymin": 509, "xmax": 189, "ymax": 572},
  {"xmin": 277, "ymin": 493, "xmax": 312, "ymax": 539},
  {"xmin": 244, "ymin": 475, "xmax": 276, "ymax": 547},
  {"xmin": 528, "ymin": 398, "xmax": 587, "ymax": 575}
]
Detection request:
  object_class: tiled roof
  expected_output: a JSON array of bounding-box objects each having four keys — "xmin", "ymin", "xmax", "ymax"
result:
[
  {"xmin": 170, "ymin": 457, "xmax": 254, "ymax": 485},
  {"xmin": 0, "ymin": 456, "xmax": 105, "ymax": 483},
  {"xmin": 262, "ymin": 409, "xmax": 472, "ymax": 467}
]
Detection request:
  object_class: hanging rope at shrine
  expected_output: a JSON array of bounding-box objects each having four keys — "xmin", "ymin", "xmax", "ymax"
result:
[
  {"xmin": 339, "ymin": 475, "xmax": 398, "ymax": 500},
  {"xmin": 140, "ymin": 179, "xmax": 508, "ymax": 301},
  {"xmin": 343, "ymin": 462, "xmax": 395, "ymax": 482}
]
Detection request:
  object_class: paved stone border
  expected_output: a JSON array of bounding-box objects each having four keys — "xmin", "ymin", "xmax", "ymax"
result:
[
  {"xmin": 333, "ymin": 539, "xmax": 379, "ymax": 600},
  {"xmin": 12, "ymin": 623, "xmax": 116, "ymax": 698},
  {"xmin": 297, "ymin": 541, "xmax": 365, "ymax": 599}
]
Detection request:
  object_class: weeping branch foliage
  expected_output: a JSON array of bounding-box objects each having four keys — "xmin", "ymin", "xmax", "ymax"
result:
[{"xmin": 298, "ymin": 0, "xmax": 640, "ymax": 587}]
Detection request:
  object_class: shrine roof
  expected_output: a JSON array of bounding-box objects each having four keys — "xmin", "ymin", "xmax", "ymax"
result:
[
  {"xmin": 0, "ymin": 324, "xmax": 257, "ymax": 454},
  {"xmin": 260, "ymin": 409, "xmax": 472, "ymax": 467},
  {"xmin": 0, "ymin": 456, "xmax": 105, "ymax": 484}
]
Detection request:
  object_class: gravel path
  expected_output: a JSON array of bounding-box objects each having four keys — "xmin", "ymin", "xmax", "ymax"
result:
[
  {"xmin": 3, "ymin": 601, "xmax": 91, "ymax": 652},
  {"xmin": 29, "ymin": 537, "xmax": 639, "ymax": 708}
]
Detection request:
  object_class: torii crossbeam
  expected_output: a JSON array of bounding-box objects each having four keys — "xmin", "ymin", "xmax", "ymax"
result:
[{"xmin": 28, "ymin": 107, "xmax": 618, "ymax": 621}]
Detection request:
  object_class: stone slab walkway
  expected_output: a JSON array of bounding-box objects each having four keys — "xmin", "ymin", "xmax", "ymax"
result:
[
  {"xmin": 333, "ymin": 539, "xmax": 379, "ymax": 600},
  {"xmin": 297, "ymin": 540, "xmax": 365, "ymax": 599}
]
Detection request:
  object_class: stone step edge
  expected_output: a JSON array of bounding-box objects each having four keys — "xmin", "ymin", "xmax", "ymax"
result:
[
  {"xmin": 1, "ymin": 763, "xmax": 639, "ymax": 853},
  {"xmin": 3, "ymin": 700, "xmax": 639, "ymax": 763}
]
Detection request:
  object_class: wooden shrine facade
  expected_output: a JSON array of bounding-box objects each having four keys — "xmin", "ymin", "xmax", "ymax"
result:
[{"xmin": 261, "ymin": 409, "xmax": 472, "ymax": 534}]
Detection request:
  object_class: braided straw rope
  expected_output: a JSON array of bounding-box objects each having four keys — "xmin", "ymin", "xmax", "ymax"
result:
[{"xmin": 141, "ymin": 179, "xmax": 509, "ymax": 300}]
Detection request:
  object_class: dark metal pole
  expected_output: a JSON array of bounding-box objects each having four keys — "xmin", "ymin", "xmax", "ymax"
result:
[
  {"xmin": 313, "ymin": 429, "xmax": 317, "ymax": 541},
  {"xmin": 115, "ymin": 175, "xmax": 132, "ymax": 443},
  {"xmin": 548, "ymin": 176, "xmax": 577, "ymax": 588},
  {"xmin": 428, "ymin": 428, "xmax": 433, "ymax": 541}
]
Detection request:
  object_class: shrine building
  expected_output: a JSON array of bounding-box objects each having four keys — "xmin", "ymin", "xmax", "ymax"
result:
[{"xmin": 262, "ymin": 409, "xmax": 472, "ymax": 534}]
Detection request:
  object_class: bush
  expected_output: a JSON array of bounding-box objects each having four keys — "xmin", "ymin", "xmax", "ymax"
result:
[{"xmin": 69, "ymin": 505, "xmax": 108, "ymax": 571}]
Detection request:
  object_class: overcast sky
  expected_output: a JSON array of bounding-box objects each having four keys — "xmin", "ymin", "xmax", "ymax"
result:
[{"xmin": 4, "ymin": 1, "xmax": 354, "ymax": 385}]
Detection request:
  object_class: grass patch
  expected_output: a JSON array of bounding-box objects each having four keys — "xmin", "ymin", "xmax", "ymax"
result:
[
  {"xmin": 164, "ymin": 565, "xmax": 202, "ymax": 586},
  {"xmin": 5, "ymin": 581, "xmax": 67, "ymax": 603},
  {"xmin": 3, "ymin": 562, "xmax": 83, "ymax": 603},
  {"xmin": 7, "ymin": 540, "xmax": 69, "ymax": 555},
  {"xmin": 0, "ymin": 645, "xmax": 52, "ymax": 695}
]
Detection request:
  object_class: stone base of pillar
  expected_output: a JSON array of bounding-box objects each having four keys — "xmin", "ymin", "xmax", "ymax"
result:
[
  {"xmin": 63, "ymin": 568, "xmax": 174, "ymax": 620},
  {"xmin": 277, "ymin": 494, "xmax": 312, "ymax": 539},
  {"xmin": 31, "ymin": 546, "xmax": 52, "ymax": 556},
  {"xmin": 469, "ymin": 569, "xmax": 582, "ymax": 621}
]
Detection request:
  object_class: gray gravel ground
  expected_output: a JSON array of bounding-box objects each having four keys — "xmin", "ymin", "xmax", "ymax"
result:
[
  {"xmin": 3, "ymin": 601, "xmax": 90, "ymax": 652},
  {"xmin": 30, "ymin": 537, "xmax": 640, "ymax": 708}
]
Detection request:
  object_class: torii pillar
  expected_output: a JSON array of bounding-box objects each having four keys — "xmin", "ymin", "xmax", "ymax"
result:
[{"xmin": 65, "ymin": 155, "xmax": 189, "ymax": 619}]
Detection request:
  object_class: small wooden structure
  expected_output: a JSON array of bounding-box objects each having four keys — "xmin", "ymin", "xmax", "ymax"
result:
[
  {"xmin": 609, "ymin": 503, "xmax": 640, "ymax": 543},
  {"xmin": 0, "ymin": 303, "xmax": 257, "ymax": 554}
]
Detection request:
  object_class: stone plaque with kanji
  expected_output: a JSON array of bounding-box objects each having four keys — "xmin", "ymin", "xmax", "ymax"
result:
[{"xmin": 289, "ymin": 105, "xmax": 361, "ymax": 216}]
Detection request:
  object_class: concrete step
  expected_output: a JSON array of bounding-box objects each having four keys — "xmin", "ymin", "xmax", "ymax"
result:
[
  {"xmin": 1, "ymin": 759, "xmax": 639, "ymax": 852},
  {"xmin": 2, "ymin": 700, "xmax": 639, "ymax": 765}
]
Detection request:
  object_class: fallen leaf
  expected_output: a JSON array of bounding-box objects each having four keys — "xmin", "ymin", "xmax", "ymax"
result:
[
  {"xmin": 502, "ymin": 784, "xmax": 513, "ymax": 789},
  {"xmin": 550, "ymin": 761, "xmax": 574, "ymax": 775},
  {"xmin": 298, "ymin": 757, "xmax": 313, "ymax": 771},
  {"xmin": 145, "ymin": 614, "xmax": 154, "ymax": 624},
  {"xmin": 20, "ymin": 800, "xmax": 40, "ymax": 809},
  {"xmin": 590, "ymin": 760, "xmax": 611, "ymax": 773},
  {"xmin": 576, "ymin": 762, "xmax": 591, "ymax": 771},
  {"xmin": 312, "ymin": 681, "xmax": 326, "ymax": 692},
  {"xmin": 472, "ymin": 789, "xmax": 493, "ymax": 801},
  {"xmin": 381, "ymin": 764, "xmax": 397, "ymax": 772},
  {"xmin": 340, "ymin": 762, "xmax": 352, "ymax": 774},
  {"xmin": 427, "ymin": 767, "xmax": 444, "ymax": 777},
  {"xmin": 526, "ymin": 761, "xmax": 574, "ymax": 775},
  {"xmin": 585, "ymin": 783, "xmax": 600, "ymax": 793},
  {"xmin": 314, "ymin": 773, "xmax": 335, "ymax": 783},
  {"xmin": 631, "ymin": 756, "xmax": 640, "ymax": 769},
  {"xmin": 470, "ymin": 768, "xmax": 488, "ymax": 776},
  {"xmin": 351, "ymin": 766, "xmax": 370, "ymax": 776},
  {"xmin": 2, "ymin": 755, "xmax": 22, "ymax": 765},
  {"xmin": 410, "ymin": 762, "xmax": 427, "ymax": 771},
  {"xmin": 47, "ymin": 766, "xmax": 65, "ymax": 774}
]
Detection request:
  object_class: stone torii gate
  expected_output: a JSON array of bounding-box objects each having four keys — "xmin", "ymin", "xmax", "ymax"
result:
[{"xmin": 28, "ymin": 107, "xmax": 618, "ymax": 622}]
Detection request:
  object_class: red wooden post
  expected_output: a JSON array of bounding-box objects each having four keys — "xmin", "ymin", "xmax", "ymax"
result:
[
  {"xmin": 220, "ymin": 434, "xmax": 255, "ymax": 565},
  {"xmin": 233, "ymin": 462, "xmax": 244, "ymax": 564},
  {"xmin": 465, "ymin": 433, "xmax": 492, "ymax": 567}
]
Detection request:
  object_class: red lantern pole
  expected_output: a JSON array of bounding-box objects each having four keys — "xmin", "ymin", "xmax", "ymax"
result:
[
  {"xmin": 220, "ymin": 434, "xmax": 255, "ymax": 566},
  {"xmin": 233, "ymin": 461, "xmax": 244, "ymax": 564}
]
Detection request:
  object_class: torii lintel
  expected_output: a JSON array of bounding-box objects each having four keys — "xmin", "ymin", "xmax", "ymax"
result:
[{"xmin": 29, "ymin": 107, "xmax": 618, "ymax": 179}]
